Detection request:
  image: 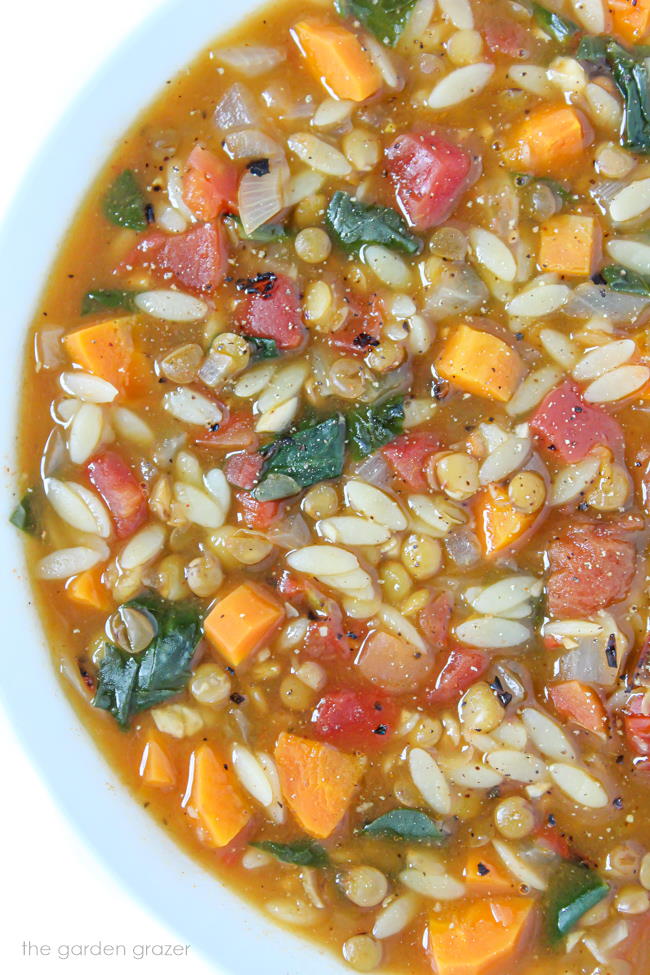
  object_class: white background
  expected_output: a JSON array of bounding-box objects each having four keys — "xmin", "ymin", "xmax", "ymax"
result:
[{"xmin": 0, "ymin": 2, "xmax": 212, "ymax": 972}]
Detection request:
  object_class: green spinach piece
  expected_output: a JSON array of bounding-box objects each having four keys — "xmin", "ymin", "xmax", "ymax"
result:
[
  {"xmin": 9, "ymin": 489, "xmax": 38, "ymax": 534},
  {"xmin": 252, "ymin": 840, "xmax": 329, "ymax": 867},
  {"xmin": 578, "ymin": 37, "xmax": 650, "ymax": 153},
  {"xmin": 601, "ymin": 264, "xmax": 650, "ymax": 295},
  {"xmin": 254, "ymin": 415, "xmax": 346, "ymax": 500},
  {"xmin": 362, "ymin": 809, "xmax": 446, "ymax": 842},
  {"xmin": 335, "ymin": 0, "xmax": 418, "ymax": 46},
  {"xmin": 513, "ymin": 173, "xmax": 577, "ymax": 205},
  {"xmin": 103, "ymin": 169, "xmax": 148, "ymax": 231},
  {"xmin": 92, "ymin": 592, "xmax": 203, "ymax": 728},
  {"xmin": 545, "ymin": 862, "xmax": 608, "ymax": 945},
  {"xmin": 346, "ymin": 395, "xmax": 405, "ymax": 459},
  {"xmin": 532, "ymin": 3, "xmax": 580, "ymax": 45},
  {"xmin": 243, "ymin": 335, "xmax": 280, "ymax": 361},
  {"xmin": 82, "ymin": 289, "xmax": 137, "ymax": 315},
  {"xmin": 326, "ymin": 191, "xmax": 421, "ymax": 255}
]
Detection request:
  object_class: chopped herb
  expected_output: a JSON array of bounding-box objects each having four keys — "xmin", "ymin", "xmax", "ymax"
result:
[
  {"xmin": 532, "ymin": 2, "xmax": 580, "ymax": 46},
  {"xmin": 477, "ymin": 862, "xmax": 490, "ymax": 876},
  {"xmin": 230, "ymin": 692, "xmax": 245, "ymax": 705},
  {"xmin": 145, "ymin": 202, "xmax": 155, "ymax": 224},
  {"xmin": 606, "ymin": 633, "xmax": 618, "ymax": 669},
  {"xmin": 353, "ymin": 332, "xmax": 380, "ymax": 349},
  {"xmin": 490, "ymin": 676, "xmax": 513, "ymax": 709},
  {"xmin": 242, "ymin": 335, "xmax": 280, "ymax": 362},
  {"xmin": 255, "ymin": 415, "xmax": 346, "ymax": 500},
  {"xmin": 514, "ymin": 173, "xmax": 577, "ymax": 205},
  {"xmin": 335, "ymin": 0, "xmax": 418, "ymax": 46},
  {"xmin": 236, "ymin": 271, "xmax": 277, "ymax": 298},
  {"xmin": 545, "ymin": 861, "xmax": 608, "ymax": 945},
  {"xmin": 102, "ymin": 169, "xmax": 148, "ymax": 231},
  {"xmin": 346, "ymin": 395, "xmax": 405, "ymax": 459},
  {"xmin": 9, "ymin": 489, "xmax": 38, "ymax": 534},
  {"xmin": 361, "ymin": 809, "xmax": 446, "ymax": 842},
  {"xmin": 252, "ymin": 839, "xmax": 329, "ymax": 867},
  {"xmin": 578, "ymin": 37, "xmax": 650, "ymax": 154},
  {"xmin": 246, "ymin": 158, "xmax": 270, "ymax": 176},
  {"xmin": 327, "ymin": 191, "xmax": 421, "ymax": 255},
  {"xmin": 92, "ymin": 593, "xmax": 203, "ymax": 728},
  {"xmin": 81, "ymin": 288, "xmax": 137, "ymax": 315},
  {"xmin": 601, "ymin": 264, "xmax": 650, "ymax": 296}
]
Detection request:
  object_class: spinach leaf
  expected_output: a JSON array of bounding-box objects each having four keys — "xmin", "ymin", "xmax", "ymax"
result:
[
  {"xmin": 362, "ymin": 809, "xmax": 446, "ymax": 842},
  {"xmin": 545, "ymin": 862, "xmax": 608, "ymax": 945},
  {"xmin": 335, "ymin": 0, "xmax": 418, "ymax": 46},
  {"xmin": 103, "ymin": 169, "xmax": 148, "ymax": 231},
  {"xmin": 601, "ymin": 264, "xmax": 650, "ymax": 295},
  {"xmin": 9, "ymin": 489, "xmax": 38, "ymax": 534},
  {"xmin": 578, "ymin": 37, "xmax": 650, "ymax": 154},
  {"xmin": 226, "ymin": 215, "xmax": 288, "ymax": 242},
  {"xmin": 327, "ymin": 191, "xmax": 421, "ymax": 255},
  {"xmin": 243, "ymin": 335, "xmax": 280, "ymax": 361},
  {"xmin": 532, "ymin": 3, "xmax": 580, "ymax": 46},
  {"xmin": 254, "ymin": 415, "xmax": 346, "ymax": 500},
  {"xmin": 252, "ymin": 840, "xmax": 329, "ymax": 867},
  {"xmin": 93, "ymin": 592, "xmax": 203, "ymax": 728},
  {"xmin": 82, "ymin": 288, "xmax": 137, "ymax": 315},
  {"xmin": 346, "ymin": 395, "xmax": 405, "ymax": 459}
]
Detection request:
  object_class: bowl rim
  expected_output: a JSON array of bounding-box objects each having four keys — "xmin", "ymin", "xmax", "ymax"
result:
[{"xmin": 0, "ymin": 1, "xmax": 342, "ymax": 971}]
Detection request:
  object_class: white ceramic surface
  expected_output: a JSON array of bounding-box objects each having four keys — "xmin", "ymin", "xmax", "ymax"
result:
[{"xmin": 0, "ymin": 1, "xmax": 343, "ymax": 971}]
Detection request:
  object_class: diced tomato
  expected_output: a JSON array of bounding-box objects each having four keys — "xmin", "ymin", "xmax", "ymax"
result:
[
  {"xmin": 548, "ymin": 681, "xmax": 609, "ymax": 738},
  {"xmin": 224, "ymin": 451, "xmax": 264, "ymax": 490},
  {"xmin": 304, "ymin": 600, "xmax": 352, "ymax": 660},
  {"xmin": 235, "ymin": 273, "xmax": 305, "ymax": 350},
  {"xmin": 330, "ymin": 296, "xmax": 383, "ymax": 357},
  {"xmin": 128, "ymin": 222, "xmax": 229, "ymax": 294},
  {"xmin": 277, "ymin": 570, "xmax": 308, "ymax": 603},
  {"xmin": 623, "ymin": 693, "xmax": 650, "ymax": 762},
  {"xmin": 182, "ymin": 146, "xmax": 238, "ymax": 221},
  {"xmin": 382, "ymin": 432, "xmax": 441, "ymax": 492},
  {"xmin": 87, "ymin": 450, "xmax": 148, "ymax": 539},
  {"xmin": 196, "ymin": 411, "xmax": 258, "ymax": 451},
  {"xmin": 418, "ymin": 592, "xmax": 453, "ymax": 651},
  {"xmin": 312, "ymin": 687, "xmax": 397, "ymax": 751},
  {"xmin": 530, "ymin": 380, "xmax": 624, "ymax": 463},
  {"xmin": 482, "ymin": 18, "xmax": 531, "ymax": 59},
  {"xmin": 547, "ymin": 521, "xmax": 636, "ymax": 619},
  {"xmin": 385, "ymin": 132, "xmax": 476, "ymax": 230},
  {"xmin": 426, "ymin": 648, "xmax": 489, "ymax": 706},
  {"xmin": 236, "ymin": 491, "xmax": 281, "ymax": 530},
  {"xmin": 534, "ymin": 825, "xmax": 572, "ymax": 861}
]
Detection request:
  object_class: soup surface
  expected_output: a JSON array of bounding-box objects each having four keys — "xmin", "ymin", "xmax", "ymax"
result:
[{"xmin": 15, "ymin": 0, "xmax": 650, "ymax": 971}]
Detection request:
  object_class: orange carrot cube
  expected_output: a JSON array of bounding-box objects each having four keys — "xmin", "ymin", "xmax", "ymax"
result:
[
  {"xmin": 203, "ymin": 582, "xmax": 284, "ymax": 668},
  {"xmin": 539, "ymin": 215, "xmax": 601, "ymax": 277},
  {"xmin": 436, "ymin": 324, "xmax": 525, "ymax": 403}
]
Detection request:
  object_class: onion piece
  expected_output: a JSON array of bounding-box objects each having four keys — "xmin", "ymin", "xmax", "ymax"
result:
[
  {"xmin": 425, "ymin": 263, "xmax": 488, "ymax": 320},
  {"xmin": 238, "ymin": 157, "xmax": 288, "ymax": 235},
  {"xmin": 215, "ymin": 45, "xmax": 286, "ymax": 77},
  {"xmin": 223, "ymin": 128, "xmax": 283, "ymax": 160},
  {"xmin": 564, "ymin": 282, "xmax": 650, "ymax": 323},
  {"xmin": 213, "ymin": 82, "xmax": 260, "ymax": 132}
]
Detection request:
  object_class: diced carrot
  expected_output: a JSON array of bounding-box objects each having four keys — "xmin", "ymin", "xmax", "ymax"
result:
[
  {"xmin": 203, "ymin": 582, "xmax": 284, "ymax": 668},
  {"xmin": 293, "ymin": 18, "xmax": 382, "ymax": 102},
  {"xmin": 426, "ymin": 897, "xmax": 535, "ymax": 975},
  {"xmin": 539, "ymin": 215, "xmax": 601, "ymax": 278},
  {"xmin": 63, "ymin": 316, "xmax": 150, "ymax": 396},
  {"xmin": 139, "ymin": 736, "xmax": 176, "ymax": 789},
  {"xmin": 464, "ymin": 847, "xmax": 517, "ymax": 895},
  {"xmin": 504, "ymin": 105, "xmax": 592, "ymax": 177},
  {"xmin": 609, "ymin": 0, "xmax": 650, "ymax": 44},
  {"xmin": 274, "ymin": 732, "xmax": 364, "ymax": 839},
  {"xmin": 66, "ymin": 569, "xmax": 111, "ymax": 612},
  {"xmin": 436, "ymin": 324, "xmax": 525, "ymax": 403},
  {"xmin": 549, "ymin": 681, "xmax": 610, "ymax": 739},
  {"xmin": 188, "ymin": 743, "xmax": 251, "ymax": 848},
  {"xmin": 474, "ymin": 484, "xmax": 539, "ymax": 558}
]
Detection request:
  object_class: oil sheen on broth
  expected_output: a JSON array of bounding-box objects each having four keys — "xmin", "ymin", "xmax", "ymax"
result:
[{"xmin": 14, "ymin": 0, "xmax": 650, "ymax": 972}]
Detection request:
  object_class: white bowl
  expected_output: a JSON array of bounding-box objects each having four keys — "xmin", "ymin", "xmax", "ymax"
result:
[{"xmin": 0, "ymin": 1, "xmax": 342, "ymax": 970}]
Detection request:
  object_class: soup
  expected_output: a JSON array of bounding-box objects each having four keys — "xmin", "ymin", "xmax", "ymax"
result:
[{"xmin": 13, "ymin": 0, "xmax": 650, "ymax": 971}]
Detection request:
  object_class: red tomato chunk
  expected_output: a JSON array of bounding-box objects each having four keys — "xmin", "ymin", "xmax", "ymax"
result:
[
  {"xmin": 530, "ymin": 380, "xmax": 624, "ymax": 463},
  {"xmin": 382, "ymin": 432, "xmax": 440, "ymax": 492},
  {"xmin": 418, "ymin": 592, "xmax": 453, "ymax": 651},
  {"xmin": 312, "ymin": 688, "xmax": 396, "ymax": 751},
  {"xmin": 547, "ymin": 521, "xmax": 636, "ymax": 619},
  {"xmin": 236, "ymin": 491, "xmax": 281, "ymax": 530},
  {"xmin": 482, "ymin": 17, "xmax": 531, "ymax": 58},
  {"xmin": 235, "ymin": 272, "xmax": 305, "ymax": 350},
  {"xmin": 426, "ymin": 648, "xmax": 489, "ymax": 706},
  {"xmin": 182, "ymin": 146, "xmax": 238, "ymax": 221},
  {"xmin": 224, "ymin": 451, "xmax": 264, "ymax": 490},
  {"xmin": 130, "ymin": 222, "xmax": 229, "ymax": 294},
  {"xmin": 385, "ymin": 132, "xmax": 476, "ymax": 230},
  {"xmin": 87, "ymin": 450, "xmax": 148, "ymax": 539}
]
